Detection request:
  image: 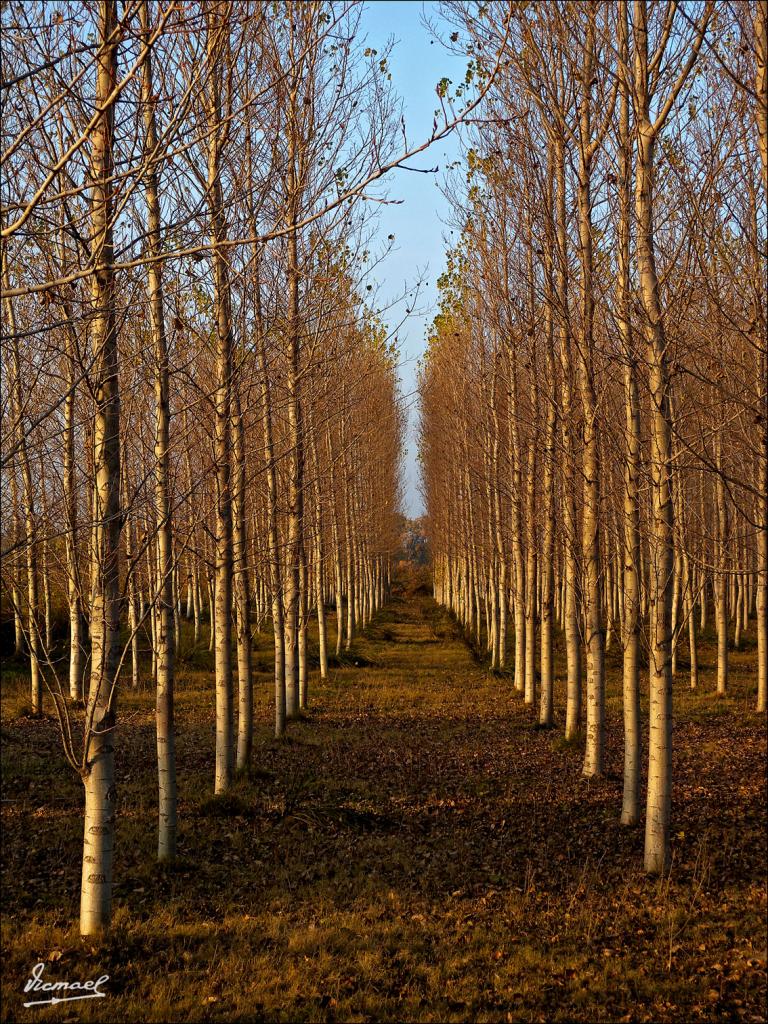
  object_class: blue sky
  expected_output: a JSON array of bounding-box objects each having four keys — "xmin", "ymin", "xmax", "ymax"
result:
[{"xmin": 359, "ymin": 1, "xmax": 468, "ymax": 517}]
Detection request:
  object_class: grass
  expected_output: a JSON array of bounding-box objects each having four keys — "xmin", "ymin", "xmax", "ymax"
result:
[{"xmin": 1, "ymin": 590, "xmax": 766, "ymax": 1022}]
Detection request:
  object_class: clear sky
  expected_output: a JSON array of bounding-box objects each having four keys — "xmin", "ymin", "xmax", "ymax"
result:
[{"xmin": 359, "ymin": 1, "xmax": 468, "ymax": 517}]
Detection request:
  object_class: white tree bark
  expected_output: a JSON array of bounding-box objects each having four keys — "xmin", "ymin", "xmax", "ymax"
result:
[{"xmin": 80, "ymin": 0, "xmax": 120, "ymax": 934}]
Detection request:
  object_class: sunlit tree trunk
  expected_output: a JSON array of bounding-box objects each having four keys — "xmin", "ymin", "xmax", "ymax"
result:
[
  {"xmin": 61, "ymin": 302, "xmax": 84, "ymax": 700},
  {"xmin": 3, "ymin": 251, "xmax": 42, "ymax": 716},
  {"xmin": 9, "ymin": 477, "xmax": 24, "ymax": 657},
  {"xmin": 487, "ymin": 358, "xmax": 507, "ymax": 669},
  {"xmin": 524, "ymin": 439, "xmax": 537, "ymax": 706},
  {"xmin": 205, "ymin": 3, "xmax": 234, "ymax": 791},
  {"xmin": 309, "ymin": 421, "xmax": 329, "ymax": 679},
  {"xmin": 506, "ymin": 345, "xmax": 526, "ymax": 694},
  {"xmin": 140, "ymin": 0, "xmax": 176, "ymax": 858},
  {"xmin": 232, "ymin": 389, "xmax": 253, "ymax": 770},
  {"xmin": 714, "ymin": 437, "xmax": 729, "ymax": 696},
  {"xmin": 80, "ymin": 0, "xmax": 120, "ymax": 934},
  {"xmin": 754, "ymin": 0, "xmax": 768, "ymax": 714},
  {"xmin": 539, "ymin": 304, "xmax": 557, "ymax": 726},
  {"xmin": 618, "ymin": 3, "xmax": 640, "ymax": 823},
  {"xmin": 577, "ymin": 16, "xmax": 605, "ymax": 778},
  {"xmin": 555, "ymin": 139, "xmax": 582, "ymax": 738},
  {"xmin": 254, "ymin": 264, "xmax": 286, "ymax": 738},
  {"xmin": 298, "ymin": 540, "xmax": 308, "ymax": 710},
  {"xmin": 39, "ymin": 462, "xmax": 52, "ymax": 652},
  {"xmin": 632, "ymin": 0, "xmax": 712, "ymax": 872},
  {"xmin": 327, "ymin": 426, "xmax": 345, "ymax": 657}
]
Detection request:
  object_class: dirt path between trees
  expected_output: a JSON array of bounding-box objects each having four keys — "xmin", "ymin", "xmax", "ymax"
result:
[{"xmin": 1, "ymin": 592, "xmax": 766, "ymax": 1022}]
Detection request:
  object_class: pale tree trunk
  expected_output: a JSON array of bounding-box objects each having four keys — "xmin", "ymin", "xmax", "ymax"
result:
[
  {"xmin": 671, "ymin": 537, "xmax": 682, "ymax": 675},
  {"xmin": 80, "ymin": 0, "xmax": 120, "ymax": 934},
  {"xmin": 618, "ymin": 6, "xmax": 641, "ymax": 824},
  {"xmin": 524, "ymin": 440, "xmax": 537, "ymax": 706},
  {"xmin": 254, "ymin": 266, "xmax": 286, "ymax": 738},
  {"xmin": 577, "ymin": 19, "xmax": 605, "ymax": 778},
  {"xmin": 483, "ymin": 424, "xmax": 499, "ymax": 667},
  {"xmin": 205, "ymin": 4, "xmax": 234, "ymax": 792},
  {"xmin": 184, "ymin": 425, "xmax": 203, "ymax": 647},
  {"xmin": 714, "ymin": 437, "xmax": 729, "ymax": 696},
  {"xmin": 3, "ymin": 251, "xmax": 42, "ymax": 716},
  {"xmin": 699, "ymin": 486, "xmax": 708, "ymax": 633},
  {"xmin": 282, "ymin": 43, "xmax": 306, "ymax": 717},
  {"xmin": 490, "ymin": 370, "xmax": 507, "ymax": 669},
  {"xmin": 231, "ymin": 390, "xmax": 253, "ymax": 770},
  {"xmin": 604, "ymin": 543, "xmax": 613, "ymax": 653},
  {"xmin": 298, "ymin": 541, "xmax": 308, "ymax": 710},
  {"xmin": 538, "ymin": 164, "xmax": 560, "ymax": 726},
  {"xmin": 621, "ymin": 348, "xmax": 642, "ymax": 824},
  {"xmin": 149, "ymin": 550, "xmax": 158, "ymax": 684},
  {"xmin": 309, "ymin": 421, "xmax": 329, "ymax": 679},
  {"xmin": 632, "ymin": 0, "xmax": 712, "ymax": 872},
  {"xmin": 207, "ymin": 571, "xmax": 215, "ymax": 652},
  {"xmin": 637, "ymin": 109, "xmax": 674, "ymax": 872},
  {"xmin": 554, "ymin": 139, "xmax": 582, "ymax": 738},
  {"xmin": 326, "ymin": 426, "xmax": 345, "ymax": 657},
  {"xmin": 343, "ymin": 431, "xmax": 356, "ymax": 650},
  {"xmin": 506, "ymin": 346, "xmax": 526, "ymax": 694},
  {"xmin": 356, "ymin": 537, "xmax": 365, "ymax": 632},
  {"xmin": 125, "ymin": 514, "xmax": 140, "ymax": 691},
  {"xmin": 39, "ymin": 463, "xmax": 52, "ymax": 652},
  {"xmin": 539, "ymin": 303, "xmax": 557, "ymax": 727},
  {"xmin": 754, "ymin": 0, "xmax": 768, "ymax": 714},
  {"xmin": 465, "ymin": 462, "xmax": 482, "ymax": 647},
  {"xmin": 193, "ymin": 562, "xmax": 202, "ymax": 643},
  {"xmin": 62, "ymin": 302, "xmax": 84, "ymax": 700},
  {"xmin": 140, "ymin": 0, "xmax": 176, "ymax": 858},
  {"xmin": 683, "ymin": 549, "xmax": 699, "ymax": 689},
  {"xmin": 9, "ymin": 478, "xmax": 24, "ymax": 657},
  {"xmin": 315, "ymin": 532, "xmax": 328, "ymax": 679},
  {"xmin": 733, "ymin": 536, "xmax": 743, "ymax": 650},
  {"xmin": 172, "ymin": 559, "xmax": 181, "ymax": 651}
]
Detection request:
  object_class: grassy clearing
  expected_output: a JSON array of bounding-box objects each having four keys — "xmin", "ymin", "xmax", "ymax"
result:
[{"xmin": 1, "ymin": 592, "xmax": 766, "ymax": 1022}]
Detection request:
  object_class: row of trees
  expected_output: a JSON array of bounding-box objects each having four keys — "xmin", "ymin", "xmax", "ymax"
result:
[
  {"xmin": 1, "ymin": 0, "xmax": 500, "ymax": 935},
  {"xmin": 420, "ymin": 0, "xmax": 767, "ymax": 874}
]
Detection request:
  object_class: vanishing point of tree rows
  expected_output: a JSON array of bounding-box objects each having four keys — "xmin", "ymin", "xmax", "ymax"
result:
[
  {"xmin": 0, "ymin": 0, "xmax": 512, "ymax": 938},
  {"xmin": 420, "ymin": 1, "xmax": 766, "ymax": 881}
]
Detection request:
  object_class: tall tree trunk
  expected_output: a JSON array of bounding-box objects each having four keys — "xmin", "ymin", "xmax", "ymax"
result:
[
  {"xmin": 283, "ymin": 120, "xmax": 303, "ymax": 719},
  {"xmin": 309, "ymin": 421, "xmax": 329, "ymax": 679},
  {"xmin": 3, "ymin": 251, "xmax": 42, "ymax": 716},
  {"xmin": 140, "ymin": 0, "xmax": 176, "ymax": 860},
  {"xmin": 232, "ymin": 389, "xmax": 253, "ymax": 771},
  {"xmin": 555, "ymin": 139, "xmax": 582, "ymax": 738},
  {"xmin": 754, "ymin": 0, "xmax": 768, "ymax": 713},
  {"xmin": 633, "ymin": 0, "xmax": 690, "ymax": 872},
  {"xmin": 539, "ymin": 306, "xmax": 556, "ymax": 726},
  {"xmin": 577, "ymin": 16, "xmax": 605, "ymax": 778},
  {"xmin": 524, "ymin": 440, "xmax": 537, "ymax": 706},
  {"xmin": 205, "ymin": 4, "xmax": 234, "ymax": 792},
  {"xmin": 327, "ymin": 427, "xmax": 345, "ymax": 657},
  {"xmin": 714, "ymin": 437, "xmax": 729, "ymax": 696},
  {"xmin": 298, "ymin": 540, "xmax": 308, "ymax": 710},
  {"xmin": 618, "ymin": 2, "xmax": 641, "ymax": 824},
  {"xmin": 9, "ymin": 476, "xmax": 24, "ymax": 657},
  {"xmin": 254, "ymin": 266, "xmax": 286, "ymax": 738},
  {"xmin": 61, "ymin": 299, "xmax": 84, "ymax": 700},
  {"xmin": 506, "ymin": 345, "xmax": 526, "ymax": 694},
  {"xmin": 80, "ymin": 0, "xmax": 120, "ymax": 934}
]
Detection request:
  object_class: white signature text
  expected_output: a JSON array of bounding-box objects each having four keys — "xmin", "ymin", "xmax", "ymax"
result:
[{"xmin": 23, "ymin": 962, "xmax": 109, "ymax": 1008}]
